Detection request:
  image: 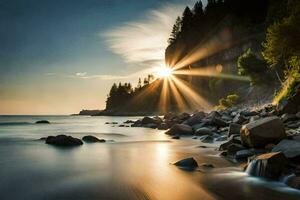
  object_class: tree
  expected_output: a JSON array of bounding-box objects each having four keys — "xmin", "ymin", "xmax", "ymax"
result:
[
  {"xmin": 168, "ymin": 17, "xmax": 182, "ymax": 44},
  {"xmin": 180, "ymin": 7, "xmax": 193, "ymax": 34},
  {"xmin": 238, "ymin": 49, "xmax": 270, "ymax": 85},
  {"xmin": 137, "ymin": 78, "xmax": 142, "ymax": 89},
  {"xmin": 193, "ymin": 1, "xmax": 204, "ymax": 15},
  {"xmin": 262, "ymin": 10, "xmax": 300, "ymax": 74}
]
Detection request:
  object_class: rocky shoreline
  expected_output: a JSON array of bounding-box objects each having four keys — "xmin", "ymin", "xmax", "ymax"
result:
[{"xmin": 119, "ymin": 103, "xmax": 300, "ymax": 190}]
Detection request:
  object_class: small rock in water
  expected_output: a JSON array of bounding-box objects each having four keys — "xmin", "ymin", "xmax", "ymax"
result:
[
  {"xmin": 35, "ymin": 120, "xmax": 50, "ymax": 124},
  {"xmin": 200, "ymin": 135, "xmax": 214, "ymax": 143},
  {"xmin": 45, "ymin": 135, "xmax": 83, "ymax": 147},
  {"xmin": 82, "ymin": 135, "xmax": 105, "ymax": 143},
  {"xmin": 194, "ymin": 127, "xmax": 213, "ymax": 136},
  {"xmin": 171, "ymin": 135, "xmax": 180, "ymax": 139},
  {"xmin": 174, "ymin": 157, "xmax": 198, "ymax": 169},
  {"xmin": 199, "ymin": 163, "xmax": 214, "ymax": 168}
]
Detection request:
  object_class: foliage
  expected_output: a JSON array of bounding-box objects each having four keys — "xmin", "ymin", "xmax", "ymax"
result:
[
  {"xmin": 262, "ymin": 0, "xmax": 300, "ymax": 74},
  {"xmin": 215, "ymin": 94, "xmax": 239, "ymax": 110},
  {"xmin": 237, "ymin": 49, "xmax": 270, "ymax": 85}
]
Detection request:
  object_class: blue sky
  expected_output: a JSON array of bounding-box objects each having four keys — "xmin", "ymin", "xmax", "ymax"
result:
[{"xmin": 0, "ymin": 0, "xmax": 200, "ymax": 114}]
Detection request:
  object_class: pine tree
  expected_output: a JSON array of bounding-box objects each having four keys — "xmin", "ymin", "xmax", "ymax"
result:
[{"xmin": 168, "ymin": 17, "xmax": 182, "ymax": 44}]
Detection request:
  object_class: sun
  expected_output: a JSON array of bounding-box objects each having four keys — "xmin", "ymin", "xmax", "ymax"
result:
[{"xmin": 155, "ymin": 67, "xmax": 173, "ymax": 78}]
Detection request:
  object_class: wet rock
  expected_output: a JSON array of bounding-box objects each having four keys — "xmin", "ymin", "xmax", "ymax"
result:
[
  {"xmin": 212, "ymin": 117, "xmax": 228, "ymax": 127},
  {"xmin": 194, "ymin": 127, "xmax": 213, "ymax": 136},
  {"xmin": 165, "ymin": 124, "xmax": 193, "ymax": 136},
  {"xmin": 246, "ymin": 152, "xmax": 288, "ymax": 179},
  {"xmin": 192, "ymin": 136, "xmax": 198, "ymax": 139},
  {"xmin": 82, "ymin": 135, "xmax": 105, "ymax": 143},
  {"xmin": 281, "ymin": 113, "xmax": 298, "ymax": 123},
  {"xmin": 171, "ymin": 135, "xmax": 180, "ymax": 139},
  {"xmin": 174, "ymin": 157, "xmax": 198, "ymax": 169},
  {"xmin": 143, "ymin": 123, "xmax": 158, "ymax": 129},
  {"xmin": 285, "ymin": 174, "xmax": 300, "ymax": 190},
  {"xmin": 192, "ymin": 122, "xmax": 207, "ymax": 131},
  {"xmin": 240, "ymin": 116, "xmax": 286, "ymax": 148},
  {"xmin": 199, "ymin": 163, "xmax": 214, "ymax": 168},
  {"xmin": 232, "ymin": 113, "xmax": 248, "ymax": 124},
  {"xmin": 235, "ymin": 149, "xmax": 254, "ymax": 159},
  {"xmin": 124, "ymin": 120, "xmax": 135, "ymax": 124},
  {"xmin": 141, "ymin": 117, "xmax": 161, "ymax": 125},
  {"xmin": 249, "ymin": 115, "xmax": 260, "ymax": 122},
  {"xmin": 272, "ymin": 139, "xmax": 300, "ymax": 161},
  {"xmin": 35, "ymin": 120, "xmax": 50, "ymax": 124},
  {"xmin": 227, "ymin": 143, "xmax": 246, "ymax": 156},
  {"xmin": 215, "ymin": 135, "xmax": 228, "ymax": 142},
  {"xmin": 183, "ymin": 111, "xmax": 205, "ymax": 126},
  {"xmin": 158, "ymin": 123, "xmax": 169, "ymax": 130},
  {"xmin": 45, "ymin": 135, "xmax": 83, "ymax": 146},
  {"xmin": 178, "ymin": 113, "xmax": 191, "ymax": 121},
  {"xmin": 119, "ymin": 124, "xmax": 125, "ymax": 127},
  {"xmin": 200, "ymin": 135, "xmax": 214, "ymax": 143},
  {"xmin": 228, "ymin": 123, "xmax": 242, "ymax": 137},
  {"xmin": 219, "ymin": 135, "xmax": 242, "ymax": 151}
]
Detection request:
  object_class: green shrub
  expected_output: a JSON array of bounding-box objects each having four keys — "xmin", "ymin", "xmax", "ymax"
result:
[{"xmin": 215, "ymin": 94, "xmax": 239, "ymax": 110}]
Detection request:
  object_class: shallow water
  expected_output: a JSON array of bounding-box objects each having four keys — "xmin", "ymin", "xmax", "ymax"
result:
[{"xmin": 0, "ymin": 115, "xmax": 299, "ymax": 200}]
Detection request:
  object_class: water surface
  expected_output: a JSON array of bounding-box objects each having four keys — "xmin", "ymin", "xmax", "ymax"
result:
[{"xmin": 0, "ymin": 115, "xmax": 299, "ymax": 200}]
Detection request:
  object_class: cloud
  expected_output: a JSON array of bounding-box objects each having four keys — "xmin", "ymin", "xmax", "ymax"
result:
[
  {"xmin": 103, "ymin": 2, "xmax": 193, "ymax": 68},
  {"xmin": 75, "ymin": 72, "xmax": 87, "ymax": 77}
]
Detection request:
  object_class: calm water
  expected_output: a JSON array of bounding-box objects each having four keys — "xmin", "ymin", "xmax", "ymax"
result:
[{"xmin": 0, "ymin": 115, "xmax": 299, "ymax": 200}]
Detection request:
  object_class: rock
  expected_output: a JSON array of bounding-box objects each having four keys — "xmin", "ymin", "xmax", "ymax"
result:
[
  {"xmin": 199, "ymin": 163, "xmax": 214, "ymax": 168},
  {"xmin": 183, "ymin": 111, "xmax": 205, "ymax": 126},
  {"xmin": 119, "ymin": 124, "xmax": 125, "ymax": 127},
  {"xmin": 194, "ymin": 127, "xmax": 213, "ymax": 136},
  {"xmin": 215, "ymin": 136, "xmax": 227, "ymax": 142},
  {"xmin": 281, "ymin": 113, "xmax": 298, "ymax": 123},
  {"xmin": 249, "ymin": 115, "xmax": 260, "ymax": 122},
  {"xmin": 192, "ymin": 122, "xmax": 208, "ymax": 131},
  {"xmin": 272, "ymin": 139, "xmax": 300, "ymax": 160},
  {"xmin": 240, "ymin": 116, "xmax": 286, "ymax": 148},
  {"xmin": 141, "ymin": 117, "xmax": 161, "ymax": 125},
  {"xmin": 35, "ymin": 120, "xmax": 50, "ymax": 124},
  {"xmin": 124, "ymin": 120, "xmax": 135, "ymax": 124},
  {"xmin": 296, "ymin": 111, "xmax": 300, "ymax": 118},
  {"xmin": 82, "ymin": 135, "xmax": 105, "ymax": 143},
  {"xmin": 227, "ymin": 143, "xmax": 246, "ymax": 156},
  {"xmin": 200, "ymin": 135, "xmax": 214, "ymax": 143},
  {"xmin": 212, "ymin": 117, "xmax": 228, "ymax": 127},
  {"xmin": 178, "ymin": 112, "xmax": 191, "ymax": 121},
  {"xmin": 228, "ymin": 123, "xmax": 242, "ymax": 137},
  {"xmin": 131, "ymin": 120, "xmax": 142, "ymax": 127},
  {"xmin": 174, "ymin": 157, "xmax": 198, "ymax": 169},
  {"xmin": 45, "ymin": 135, "xmax": 83, "ymax": 146},
  {"xmin": 219, "ymin": 135, "xmax": 242, "ymax": 151},
  {"xmin": 220, "ymin": 151, "xmax": 227, "ymax": 157},
  {"xmin": 285, "ymin": 174, "xmax": 300, "ymax": 190},
  {"xmin": 192, "ymin": 136, "xmax": 198, "ymax": 139},
  {"xmin": 165, "ymin": 124, "xmax": 193, "ymax": 136},
  {"xmin": 246, "ymin": 152, "xmax": 288, "ymax": 179},
  {"xmin": 241, "ymin": 110, "xmax": 259, "ymax": 117},
  {"xmin": 39, "ymin": 137, "xmax": 47, "ymax": 140},
  {"xmin": 235, "ymin": 149, "xmax": 255, "ymax": 160},
  {"xmin": 265, "ymin": 143, "xmax": 276, "ymax": 150},
  {"xmin": 158, "ymin": 123, "xmax": 169, "ymax": 130},
  {"xmin": 232, "ymin": 113, "xmax": 248, "ymax": 124},
  {"xmin": 143, "ymin": 123, "xmax": 158, "ymax": 129},
  {"xmin": 172, "ymin": 135, "xmax": 180, "ymax": 139}
]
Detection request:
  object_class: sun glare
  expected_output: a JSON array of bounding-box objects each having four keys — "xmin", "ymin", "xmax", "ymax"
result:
[{"xmin": 156, "ymin": 67, "xmax": 173, "ymax": 78}]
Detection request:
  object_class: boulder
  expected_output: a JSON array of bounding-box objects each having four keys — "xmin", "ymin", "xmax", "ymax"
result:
[
  {"xmin": 228, "ymin": 123, "xmax": 242, "ymax": 137},
  {"xmin": 82, "ymin": 135, "xmax": 105, "ymax": 143},
  {"xmin": 35, "ymin": 120, "xmax": 50, "ymax": 124},
  {"xmin": 215, "ymin": 135, "xmax": 228, "ymax": 142},
  {"xmin": 240, "ymin": 116, "xmax": 286, "ymax": 148},
  {"xmin": 165, "ymin": 124, "xmax": 193, "ymax": 135},
  {"xmin": 235, "ymin": 149, "xmax": 255, "ymax": 160},
  {"xmin": 227, "ymin": 143, "xmax": 246, "ymax": 156},
  {"xmin": 183, "ymin": 111, "xmax": 205, "ymax": 126},
  {"xmin": 143, "ymin": 123, "xmax": 158, "ymax": 129},
  {"xmin": 174, "ymin": 157, "xmax": 198, "ymax": 169},
  {"xmin": 211, "ymin": 117, "xmax": 228, "ymax": 127},
  {"xmin": 219, "ymin": 135, "xmax": 242, "ymax": 151},
  {"xmin": 157, "ymin": 123, "xmax": 169, "ymax": 130},
  {"xmin": 141, "ymin": 117, "xmax": 160, "ymax": 125},
  {"xmin": 246, "ymin": 152, "xmax": 288, "ymax": 179},
  {"xmin": 45, "ymin": 135, "xmax": 83, "ymax": 146},
  {"xmin": 285, "ymin": 174, "xmax": 300, "ymax": 190},
  {"xmin": 281, "ymin": 113, "xmax": 298, "ymax": 123},
  {"xmin": 194, "ymin": 127, "xmax": 213, "ymax": 136},
  {"xmin": 272, "ymin": 139, "xmax": 300, "ymax": 160}
]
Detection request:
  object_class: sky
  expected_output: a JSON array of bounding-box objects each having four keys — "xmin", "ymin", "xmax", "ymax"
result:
[{"xmin": 0, "ymin": 0, "xmax": 202, "ymax": 115}]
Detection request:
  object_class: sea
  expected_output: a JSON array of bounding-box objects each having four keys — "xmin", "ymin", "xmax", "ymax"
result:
[{"xmin": 0, "ymin": 115, "xmax": 299, "ymax": 200}]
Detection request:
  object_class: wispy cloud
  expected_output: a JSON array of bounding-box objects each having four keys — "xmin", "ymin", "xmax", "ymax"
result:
[{"xmin": 103, "ymin": 2, "xmax": 193, "ymax": 68}]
